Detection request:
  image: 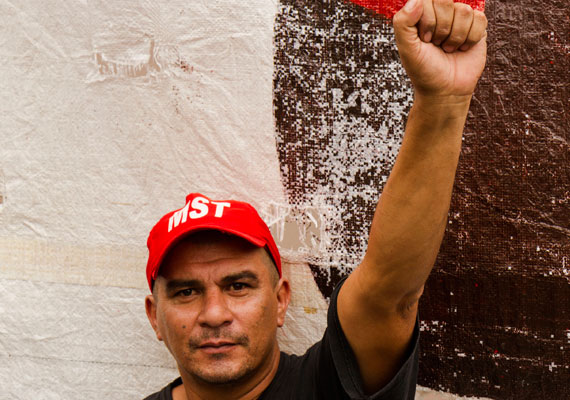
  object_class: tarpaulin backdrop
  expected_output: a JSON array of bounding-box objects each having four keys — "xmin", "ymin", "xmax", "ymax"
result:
[{"xmin": 0, "ymin": 0, "xmax": 567, "ymax": 399}]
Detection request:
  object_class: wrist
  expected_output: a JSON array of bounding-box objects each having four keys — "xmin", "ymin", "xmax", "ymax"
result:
[
  {"xmin": 412, "ymin": 93, "xmax": 472, "ymax": 122},
  {"xmin": 403, "ymin": 93, "xmax": 472, "ymax": 149}
]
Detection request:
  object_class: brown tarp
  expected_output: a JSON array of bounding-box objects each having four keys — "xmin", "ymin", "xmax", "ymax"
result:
[{"xmin": 273, "ymin": 1, "xmax": 569, "ymax": 398}]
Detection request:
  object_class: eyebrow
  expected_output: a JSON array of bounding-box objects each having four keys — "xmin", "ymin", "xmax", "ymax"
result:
[
  {"xmin": 163, "ymin": 270, "xmax": 260, "ymax": 293},
  {"xmin": 165, "ymin": 279, "xmax": 204, "ymax": 293},
  {"xmin": 219, "ymin": 270, "xmax": 260, "ymax": 286}
]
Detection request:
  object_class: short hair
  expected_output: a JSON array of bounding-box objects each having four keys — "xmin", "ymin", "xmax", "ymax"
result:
[{"xmin": 261, "ymin": 249, "xmax": 280, "ymax": 287}]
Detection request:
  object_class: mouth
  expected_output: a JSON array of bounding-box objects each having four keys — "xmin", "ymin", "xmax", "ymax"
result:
[{"xmin": 197, "ymin": 341, "xmax": 238, "ymax": 354}]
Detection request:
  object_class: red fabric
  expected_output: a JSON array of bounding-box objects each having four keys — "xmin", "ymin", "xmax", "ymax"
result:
[
  {"xmin": 347, "ymin": 0, "xmax": 485, "ymax": 19},
  {"xmin": 146, "ymin": 193, "xmax": 282, "ymax": 291}
]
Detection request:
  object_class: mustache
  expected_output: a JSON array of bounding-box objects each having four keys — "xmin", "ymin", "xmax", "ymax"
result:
[{"xmin": 188, "ymin": 329, "xmax": 249, "ymax": 349}]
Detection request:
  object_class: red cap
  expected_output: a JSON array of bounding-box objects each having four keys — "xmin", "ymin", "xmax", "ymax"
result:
[{"xmin": 146, "ymin": 193, "xmax": 281, "ymax": 291}]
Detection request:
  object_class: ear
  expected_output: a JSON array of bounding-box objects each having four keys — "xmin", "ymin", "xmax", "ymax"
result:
[
  {"xmin": 275, "ymin": 278, "xmax": 291, "ymax": 327},
  {"xmin": 145, "ymin": 294, "xmax": 163, "ymax": 341}
]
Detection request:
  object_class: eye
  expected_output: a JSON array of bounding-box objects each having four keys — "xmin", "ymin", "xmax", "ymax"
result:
[
  {"xmin": 229, "ymin": 282, "xmax": 248, "ymax": 292},
  {"xmin": 177, "ymin": 288, "xmax": 194, "ymax": 297}
]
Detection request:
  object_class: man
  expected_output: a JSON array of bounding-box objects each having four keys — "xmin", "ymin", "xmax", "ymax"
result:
[{"xmin": 144, "ymin": 0, "xmax": 488, "ymax": 398}]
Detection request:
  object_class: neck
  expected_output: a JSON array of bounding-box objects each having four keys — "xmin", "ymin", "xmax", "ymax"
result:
[{"xmin": 176, "ymin": 346, "xmax": 281, "ymax": 400}]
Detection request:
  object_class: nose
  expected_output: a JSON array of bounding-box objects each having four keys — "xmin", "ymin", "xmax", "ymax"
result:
[{"xmin": 197, "ymin": 289, "xmax": 233, "ymax": 328}]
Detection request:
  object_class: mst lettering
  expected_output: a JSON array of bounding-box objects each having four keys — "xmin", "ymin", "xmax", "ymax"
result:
[{"xmin": 168, "ymin": 197, "xmax": 231, "ymax": 232}]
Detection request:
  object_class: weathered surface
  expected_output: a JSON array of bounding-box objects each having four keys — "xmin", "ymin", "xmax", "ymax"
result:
[
  {"xmin": 273, "ymin": 0, "xmax": 569, "ymax": 398},
  {"xmin": 420, "ymin": 0, "xmax": 569, "ymax": 398}
]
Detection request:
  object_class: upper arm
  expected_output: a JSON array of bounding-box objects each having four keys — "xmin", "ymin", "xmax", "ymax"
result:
[{"xmin": 337, "ymin": 261, "xmax": 421, "ymax": 394}]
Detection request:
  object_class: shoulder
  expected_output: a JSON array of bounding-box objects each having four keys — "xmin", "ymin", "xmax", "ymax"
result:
[
  {"xmin": 328, "ymin": 276, "xmax": 420, "ymax": 399},
  {"xmin": 143, "ymin": 377, "xmax": 183, "ymax": 400},
  {"xmin": 263, "ymin": 276, "xmax": 420, "ymax": 399}
]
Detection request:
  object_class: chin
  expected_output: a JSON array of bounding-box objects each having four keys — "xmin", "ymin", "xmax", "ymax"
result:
[{"xmin": 191, "ymin": 359, "xmax": 255, "ymax": 385}]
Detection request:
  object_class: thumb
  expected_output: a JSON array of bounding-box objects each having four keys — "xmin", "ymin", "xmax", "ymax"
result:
[{"xmin": 393, "ymin": 0, "xmax": 423, "ymax": 50}]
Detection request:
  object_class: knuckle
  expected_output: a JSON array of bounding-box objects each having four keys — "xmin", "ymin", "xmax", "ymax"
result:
[
  {"xmin": 447, "ymin": 34, "xmax": 463, "ymax": 45},
  {"xmin": 454, "ymin": 2, "xmax": 473, "ymax": 17},
  {"xmin": 434, "ymin": 0, "xmax": 452, "ymax": 8},
  {"xmin": 438, "ymin": 23, "xmax": 452, "ymax": 37},
  {"xmin": 474, "ymin": 11, "xmax": 488, "ymax": 28},
  {"xmin": 464, "ymin": 37, "xmax": 477, "ymax": 46},
  {"xmin": 420, "ymin": 17, "xmax": 436, "ymax": 32},
  {"xmin": 392, "ymin": 12, "xmax": 404, "ymax": 26}
]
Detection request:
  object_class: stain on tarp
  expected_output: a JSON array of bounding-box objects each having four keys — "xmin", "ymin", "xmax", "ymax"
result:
[
  {"xmin": 273, "ymin": 0, "xmax": 569, "ymax": 398},
  {"xmin": 94, "ymin": 39, "xmax": 160, "ymax": 78}
]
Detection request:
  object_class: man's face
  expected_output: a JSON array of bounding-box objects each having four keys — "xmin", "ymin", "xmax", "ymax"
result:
[{"xmin": 145, "ymin": 233, "xmax": 290, "ymax": 388}]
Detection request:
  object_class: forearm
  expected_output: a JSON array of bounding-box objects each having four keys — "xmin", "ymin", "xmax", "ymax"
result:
[
  {"xmin": 336, "ymin": 2, "xmax": 487, "ymax": 391},
  {"xmin": 362, "ymin": 94, "xmax": 471, "ymax": 303}
]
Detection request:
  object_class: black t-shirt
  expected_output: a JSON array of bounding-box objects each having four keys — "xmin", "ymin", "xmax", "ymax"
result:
[{"xmin": 144, "ymin": 277, "xmax": 419, "ymax": 399}]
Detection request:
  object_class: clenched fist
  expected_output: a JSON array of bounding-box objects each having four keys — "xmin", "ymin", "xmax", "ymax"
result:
[{"xmin": 394, "ymin": 0, "xmax": 488, "ymax": 99}]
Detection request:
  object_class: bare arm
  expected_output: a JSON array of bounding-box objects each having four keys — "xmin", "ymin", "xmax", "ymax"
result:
[{"xmin": 337, "ymin": 0, "xmax": 488, "ymax": 393}]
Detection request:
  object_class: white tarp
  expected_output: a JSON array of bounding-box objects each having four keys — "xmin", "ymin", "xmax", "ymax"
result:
[{"xmin": 0, "ymin": 1, "xmax": 329, "ymax": 397}]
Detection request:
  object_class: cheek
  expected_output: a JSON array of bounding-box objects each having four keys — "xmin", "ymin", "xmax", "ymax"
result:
[
  {"xmin": 157, "ymin": 306, "xmax": 195, "ymax": 345},
  {"xmin": 235, "ymin": 294, "xmax": 278, "ymax": 335}
]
